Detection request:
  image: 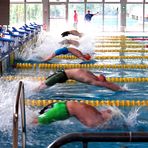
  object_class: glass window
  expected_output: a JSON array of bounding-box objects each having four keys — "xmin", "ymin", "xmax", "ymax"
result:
[
  {"xmin": 86, "ymin": 4, "xmax": 103, "ymax": 31},
  {"xmin": 50, "ymin": 5, "xmax": 66, "ymax": 19},
  {"xmin": 49, "ymin": 5, "xmax": 66, "ymax": 32},
  {"xmin": 10, "ymin": 0, "xmax": 24, "ymax": 2},
  {"xmin": 126, "ymin": 4, "xmax": 143, "ymax": 31},
  {"xmin": 26, "ymin": 0, "xmax": 42, "ymax": 2},
  {"xmin": 127, "ymin": 0, "xmax": 143, "ymax": 2},
  {"xmin": 68, "ymin": 4, "xmax": 85, "ymax": 30},
  {"xmin": 87, "ymin": 0, "xmax": 102, "ymax": 2},
  {"xmin": 69, "ymin": 0, "xmax": 84, "ymax": 2},
  {"xmin": 104, "ymin": 4, "xmax": 120, "ymax": 31},
  {"xmin": 26, "ymin": 4, "xmax": 43, "ymax": 24},
  {"xmin": 144, "ymin": 4, "xmax": 148, "ymax": 31},
  {"xmin": 10, "ymin": 4, "xmax": 25, "ymax": 27},
  {"xmin": 49, "ymin": 0, "xmax": 66, "ymax": 2},
  {"xmin": 105, "ymin": 0, "xmax": 120, "ymax": 2}
]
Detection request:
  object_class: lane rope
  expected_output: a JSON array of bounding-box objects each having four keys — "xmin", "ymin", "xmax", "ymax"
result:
[{"xmin": 25, "ymin": 99, "xmax": 148, "ymax": 107}]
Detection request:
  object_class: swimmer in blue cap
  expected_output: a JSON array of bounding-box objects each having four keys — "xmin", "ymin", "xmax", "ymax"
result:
[
  {"xmin": 34, "ymin": 68, "xmax": 125, "ymax": 92},
  {"xmin": 33, "ymin": 101, "xmax": 114, "ymax": 128},
  {"xmin": 42, "ymin": 47, "xmax": 91, "ymax": 62}
]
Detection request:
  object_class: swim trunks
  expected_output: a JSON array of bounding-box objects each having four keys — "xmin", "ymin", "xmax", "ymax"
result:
[
  {"xmin": 55, "ymin": 47, "xmax": 69, "ymax": 55},
  {"xmin": 38, "ymin": 101, "xmax": 70, "ymax": 124},
  {"xmin": 45, "ymin": 70, "xmax": 68, "ymax": 86}
]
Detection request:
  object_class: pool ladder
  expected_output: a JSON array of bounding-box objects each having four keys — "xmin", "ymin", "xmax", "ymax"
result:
[
  {"xmin": 13, "ymin": 81, "xmax": 26, "ymax": 148},
  {"xmin": 48, "ymin": 132, "xmax": 148, "ymax": 148}
]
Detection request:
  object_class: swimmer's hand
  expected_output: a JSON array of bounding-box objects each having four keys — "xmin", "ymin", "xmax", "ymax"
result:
[
  {"xmin": 119, "ymin": 87, "xmax": 128, "ymax": 91},
  {"xmin": 32, "ymin": 117, "xmax": 38, "ymax": 124},
  {"xmin": 61, "ymin": 31, "xmax": 71, "ymax": 37},
  {"xmin": 39, "ymin": 57, "xmax": 50, "ymax": 62}
]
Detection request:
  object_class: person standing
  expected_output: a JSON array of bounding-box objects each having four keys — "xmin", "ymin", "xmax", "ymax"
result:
[
  {"xmin": 85, "ymin": 10, "xmax": 99, "ymax": 22},
  {"xmin": 73, "ymin": 10, "xmax": 78, "ymax": 29}
]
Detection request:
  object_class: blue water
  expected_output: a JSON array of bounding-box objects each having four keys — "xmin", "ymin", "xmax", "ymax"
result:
[
  {"xmin": 1, "ymin": 66, "xmax": 148, "ymax": 148},
  {"xmin": 1, "ymin": 34, "xmax": 148, "ymax": 148}
]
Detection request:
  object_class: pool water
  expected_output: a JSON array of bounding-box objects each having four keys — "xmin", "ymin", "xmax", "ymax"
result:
[{"xmin": 1, "ymin": 33, "xmax": 148, "ymax": 148}]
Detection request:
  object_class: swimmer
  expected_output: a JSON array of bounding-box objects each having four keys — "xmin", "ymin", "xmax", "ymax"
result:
[
  {"xmin": 59, "ymin": 39, "xmax": 80, "ymax": 47},
  {"xmin": 33, "ymin": 101, "xmax": 115, "ymax": 128},
  {"xmin": 61, "ymin": 30, "xmax": 83, "ymax": 37},
  {"xmin": 42, "ymin": 47, "xmax": 91, "ymax": 62},
  {"xmin": 34, "ymin": 68, "xmax": 125, "ymax": 91}
]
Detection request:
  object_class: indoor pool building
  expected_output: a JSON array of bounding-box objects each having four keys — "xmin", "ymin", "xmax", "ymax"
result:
[{"xmin": 1, "ymin": 0, "xmax": 148, "ymax": 148}]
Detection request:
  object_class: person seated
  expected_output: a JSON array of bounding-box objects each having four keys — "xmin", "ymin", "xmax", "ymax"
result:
[
  {"xmin": 61, "ymin": 30, "xmax": 83, "ymax": 38},
  {"xmin": 59, "ymin": 39, "xmax": 80, "ymax": 47},
  {"xmin": 42, "ymin": 47, "xmax": 91, "ymax": 62},
  {"xmin": 34, "ymin": 69, "xmax": 125, "ymax": 92},
  {"xmin": 32, "ymin": 101, "xmax": 116, "ymax": 128}
]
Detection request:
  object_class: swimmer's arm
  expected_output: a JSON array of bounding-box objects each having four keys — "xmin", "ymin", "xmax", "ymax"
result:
[
  {"xmin": 97, "ymin": 81, "xmax": 126, "ymax": 91},
  {"xmin": 93, "ymin": 12, "xmax": 99, "ymax": 16},
  {"xmin": 42, "ymin": 53, "xmax": 56, "ymax": 62}
]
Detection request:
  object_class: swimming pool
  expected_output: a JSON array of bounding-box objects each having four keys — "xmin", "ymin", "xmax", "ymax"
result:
[{"xmin": 0, "ymin": 33, "xmax": 148, "ymax": 148}]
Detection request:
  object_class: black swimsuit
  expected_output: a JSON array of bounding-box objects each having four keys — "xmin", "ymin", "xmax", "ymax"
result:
[{"xmin": 45, "ymin": 70, "xmax": 68, "ymax": 86}]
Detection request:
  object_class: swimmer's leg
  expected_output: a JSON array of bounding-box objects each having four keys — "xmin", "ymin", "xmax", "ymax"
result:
[{"xmin": 68, "ymin": 48, "xmax": 88, "ymax": 61}]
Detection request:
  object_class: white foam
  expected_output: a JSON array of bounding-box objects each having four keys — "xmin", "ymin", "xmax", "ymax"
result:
[
  {"xmin": 126, "ymin": 107, "xmax": 141, "ymax": 127},
  {"xmin": 0, "ymin": 81, "xmax": 19, "ymax": 133}
]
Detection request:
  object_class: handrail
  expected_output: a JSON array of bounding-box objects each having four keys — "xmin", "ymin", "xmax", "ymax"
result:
[
  {"xmin": 13, "ymin": 81, "xmax": 26, "ymax": 148},
  {"xmin": 48, "ymin": 132, "xmax": 148, "ymax": 148}
]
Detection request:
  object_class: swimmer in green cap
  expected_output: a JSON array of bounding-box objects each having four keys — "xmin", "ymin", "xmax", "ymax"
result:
[
  {"xmin": 34, "ymin": 68, "xmax": 125, "ymax": 92},
  {"xmin": 33, "ymin": 101, "xmax": 115, "ymax": 128}
]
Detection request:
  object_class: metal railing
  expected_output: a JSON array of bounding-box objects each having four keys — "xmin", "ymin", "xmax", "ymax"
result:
[
  {"xmin": 13, "ymin": 81, "xmax": 26, "ymax": 148},
  {"xmin": 48, "ymin": 132, "xmax": 148, "ymax": 148}
]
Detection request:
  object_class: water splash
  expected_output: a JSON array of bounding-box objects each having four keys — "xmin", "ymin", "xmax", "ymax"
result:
[
  {"xmin": 18, "ymin": 30, "xmax": 96, "ymax": 62},
  {"xmin": 126, "ymin": 107, "xmax": 141, "ymax": 128},
  {"xmin": 0, "ymin": 80, "xmax": 19, "ymax": 133}
]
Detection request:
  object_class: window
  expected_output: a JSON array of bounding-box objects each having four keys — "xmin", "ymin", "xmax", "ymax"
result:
[
  {"xmin": 49, "ymin": 0, "xmax": 66, "ymax": 2},
  {"xmin": 144, "ymin": 4, "xmax": 148, "ymax": 31},
  {"xmin": 126, "ymin": 4, "xmax": 143, "ymax": 31},
  {"xmin": 127, "ymin": 0, "xmax": 143, "ymax": 2},
  {"xmin": 105, "ymin": 0, "xmax": 120, "ymax": 2},
  {"xmin": 26, "ymin": 4, "xmax": 43, "ymax": 24},
  {"xmin": 69, "ymin": 0, "xmax": 84, "ymax": 2},
  {"xmin": 87, "ymin": 0, "xmax": 102, "ymax": 2},
  {"xmin": 10, "ymin": 0, "xmax": 24, "ymax": 2},
  {"xmin": 26, "ymin": 0, "xmax": 42, "ymax": 2},
  {"xmin": 10, "ymin": 4, "xmax": 25, "ymax": 27}
]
